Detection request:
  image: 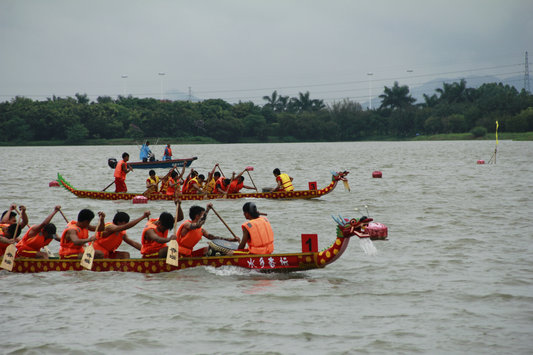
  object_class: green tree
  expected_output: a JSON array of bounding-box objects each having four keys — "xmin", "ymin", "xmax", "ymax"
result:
[{"xmin": 379, "ymin": 81, "xmax": 416, "ymax": 110}]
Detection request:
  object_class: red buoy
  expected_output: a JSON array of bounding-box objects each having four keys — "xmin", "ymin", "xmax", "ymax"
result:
[
  {"xmin": 372, "ymin": 171, "xmax": 382, "ymax": 178},
  {"xmin": 132, "ymin": 195, "xmax": 148, "ymax": 204},
  {"xmin": 477, "ymin": 160, "xmax": 485, "ymax": 164},
  {"xmin": 49, "ymin": 181, "xmax": 60, "ymax": 187}
]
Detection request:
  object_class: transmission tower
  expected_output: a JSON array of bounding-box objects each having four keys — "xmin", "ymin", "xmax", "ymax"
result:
[{"xmin": 525, "ymin": 51, "xmax": 530, "ymax": 92}]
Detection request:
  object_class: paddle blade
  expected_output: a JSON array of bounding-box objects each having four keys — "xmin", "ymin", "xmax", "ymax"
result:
[
  {"xmin": 246, "ymin": 166, "xmax": 254, "ymax": 171},
  {"xmin": 80, "ymin": 244, "xmax": 95, "ymax": 270},
  {"xmin": 0, "ymin": 244, "xmax": 17, "ymax": 271},
  {"xmin": 166, "ymin": 239, "xmax": 179, "ymax": 267}
]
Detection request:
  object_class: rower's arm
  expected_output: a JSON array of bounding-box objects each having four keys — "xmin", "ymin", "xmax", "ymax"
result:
[
  {"xmin": 237, "ymin": 228, "xmax": 250, "ymax": 250},
  {"xmin": 123, "ymin": 234, "xmax": 142, "ymax": 251},
  {"xmin": 144, "ymin": 229, "xmax": 172, "ymax": 244},
  {"xmin": 67, "ymin": 229, "xmax": 95, "ymax": 246}
]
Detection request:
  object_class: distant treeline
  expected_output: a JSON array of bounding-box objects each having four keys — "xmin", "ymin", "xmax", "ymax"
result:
[{"xmin": 1, "ymin": 79, "xmax": 532, "ymax": 144}]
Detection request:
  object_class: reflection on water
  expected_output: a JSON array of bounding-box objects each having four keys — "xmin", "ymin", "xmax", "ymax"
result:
[{"xmin": 1, "ymin": 141, "xmax": 533, "ymax": 354}]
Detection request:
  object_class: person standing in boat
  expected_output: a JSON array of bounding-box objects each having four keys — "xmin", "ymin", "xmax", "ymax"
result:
[
  {"xmin": 59, "ymin": 209, "xmax": 103, "ymax": 259},
  {"xmin": 176, "ymin": 203, "xmax": 238, "ymax": 257},
  {"xmin": 233, "ymin": 202, "xmax": 274, "ymax": 255},
  {"xmin": 114, "ymin": 152, "xmax": 133, "ymax": 193},
  {"xmin": 162, "ymin": 144, "xmax": 172, "ymax": 160},
  {"xmin": 270, "ymin": 168, "xmax": 294, "ymax": 192},
  {"xmin": 92, "ymin": 210, "xmax": 150, "ymax": 259},
  {"xmin": 15, "ymin": 205, "xmax": 61, "ymax": 259},
  {"xmin": 140, "ymin": 141, "xmax": 155, "ymax": 162},
  {"xmin": 140, "ymin": 208, "xmax": 182, "ymax": 258}
]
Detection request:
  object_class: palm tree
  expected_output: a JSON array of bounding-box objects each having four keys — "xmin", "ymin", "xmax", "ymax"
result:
[
  {"xmin": 263, "ymin": 90, "xmax": 280, "ymax": 108},
  {"xmin": 435, "ymin": 79, "xmax": 472, "ymax": 103},
  {"xmin": 379, "ymin": 81, "xmax": 416, "ymax": 110}
]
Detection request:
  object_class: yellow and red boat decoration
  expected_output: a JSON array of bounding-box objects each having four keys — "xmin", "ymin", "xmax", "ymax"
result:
[
  {"xmin": 56, "ymin": 171, "xmax": 350, "ymax": 201},
  {"xmin": 3, "ymin": 214, "xmax": 384, "ymax": 274}
]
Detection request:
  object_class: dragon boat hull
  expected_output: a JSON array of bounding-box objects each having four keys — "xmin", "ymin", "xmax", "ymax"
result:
[
  {"xmin": 5, "ymin": 233, "xmax": 354, "ymax": 274},
  {"xmin": 2, "ymin": 214, "xmax": 386, "ymax": 274},
  {"xmin": 108, "ymin": 157, "xmax": 197, "ymax": 170},
  {"xmin": 56, "ymin": 171, "xmax": 349, "ymax": 201}
]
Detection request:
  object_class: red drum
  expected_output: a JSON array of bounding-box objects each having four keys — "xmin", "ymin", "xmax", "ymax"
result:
[{"xmin": 366, "ymin": 222, "xmax": 388, "ymax": 239}]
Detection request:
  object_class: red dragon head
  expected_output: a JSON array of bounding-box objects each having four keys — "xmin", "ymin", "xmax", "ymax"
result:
[{"xmin": 332, "ymin": 215, "xmax": 373, "ymax": 238}]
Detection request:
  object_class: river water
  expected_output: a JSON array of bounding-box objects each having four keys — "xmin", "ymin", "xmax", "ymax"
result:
[{"xmin": 1, "ymin": 141, "xmax": 532, "ymax": 354}]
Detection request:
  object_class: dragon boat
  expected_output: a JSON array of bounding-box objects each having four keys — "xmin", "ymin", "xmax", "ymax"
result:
[
  {"xmin": 56, "ymin": 171, "xmax": 350, "ymax": 201},
  {"xmin": 2, "ymin": 215, "xmax": 386, "ymax": 274},
  {"xmin": 108, "ymin": 156, "xmax": 198, "ymax": 170}
]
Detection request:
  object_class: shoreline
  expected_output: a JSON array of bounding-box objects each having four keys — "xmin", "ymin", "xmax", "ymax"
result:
[{"xmin": 1, "ymin": 132, "xmax": 532, "ymax": 146}]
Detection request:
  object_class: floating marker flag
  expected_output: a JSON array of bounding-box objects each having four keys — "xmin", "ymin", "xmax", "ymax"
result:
[{"xmin": 495, "ymin": 121, "xmax": 499, "ymax": 145}]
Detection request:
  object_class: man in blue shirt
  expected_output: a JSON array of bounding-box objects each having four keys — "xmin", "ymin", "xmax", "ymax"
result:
[{"xmin": 140, "ymin": 141, "xmax": 154, "ymax": 162}]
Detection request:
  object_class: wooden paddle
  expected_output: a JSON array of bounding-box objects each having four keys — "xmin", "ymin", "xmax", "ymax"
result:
[
  {"xmin": 166, "ymin": 201, "xmax": 180, "ymax": 266},
  {"xmin": 102, "ymin": 181, "xmax": 115, "ymax": 191},
  {"xmin": 245, "ymin": 166, "xmax": 258, "ymax": 192},
  {"xmin": 59, "ymin": 209, "xmax": 70, "ymax": 224},
  {"xmin": 80, "ymin": 213, "xmax": 103, "ymax": 270},
  {"xmin": 0, "ymin": 211, "xmax": 22, "ymax": 271},
  {"xmin": 210, "ymin": 206, "xmax": 240, "ymax": 242}
]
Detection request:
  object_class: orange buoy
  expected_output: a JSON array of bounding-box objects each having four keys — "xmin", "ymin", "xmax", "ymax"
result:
[
  {"xmin": 133, "ymin": 195, "xmax": 148, "ymax": 204},
  {"xmin": 49, "ymin": 181, "xmax": 60, "ymax": 187},
  {"xmin": 477, "ymin": 160, "xmax": 485, "ymax": 164},
  {"xmin": 372, "ymin": 171, "xmax": 382, "ymax": 178}
]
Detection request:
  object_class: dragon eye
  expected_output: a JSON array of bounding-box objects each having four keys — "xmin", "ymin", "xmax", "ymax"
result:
[{"xmin": 349, "ymin": 219, "xmax": 357, "ymax": 226}]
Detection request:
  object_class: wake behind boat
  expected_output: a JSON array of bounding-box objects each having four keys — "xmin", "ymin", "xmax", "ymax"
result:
[
  {"xmin": 3, "ymin": 215, "xmax": 386, "ymax": 274},
  {"xmin": 56, "ymin": 171, "xmax": 350, "ymax": 201}
]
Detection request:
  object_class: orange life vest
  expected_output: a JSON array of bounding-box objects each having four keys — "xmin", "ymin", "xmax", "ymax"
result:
[
  {"xmin": 164, "ymin": 177, "xmax": 176, "ymax": 195},
  {"xmin": 164, "ymin": 147, "xmax": 172, "ymax": 157},
  {"xmin": 141, "ymin": 219, "xmax": 168, "ymax": 256},
  {"xmin": 16, "ymin": 226, "xmax": 52, "ymax": 253},
  {"xmin": 277, "ymin": 173, "xmax": 294, "ymax": 191},
  {"xmin": 183, "ymin": 177, "xmax": 199, "ymax": 194},
  {"xmin": 114, "ymin": 160, "xmax": 127, "ymax": 179},
  {"xmin": 92, "ymin": 222, "xmax": 126, "ymax": 257},
  {"xmin": 176, "ymin": 220, "xmax": 203, "ymax": 256},
  {"xmin": 59, "ymin": 221, "xmax": 89, "ymax": 257},
  {"xmin": 228, "ymin": 180, "xmax": 244, "ymax": 194},
  {"xmin": 241, "ymin": 217, "xmax": 274, "ymax": 254},
  {"xmin": 213, "ymin": 177, "xmax": 226, "ymax": 194}
]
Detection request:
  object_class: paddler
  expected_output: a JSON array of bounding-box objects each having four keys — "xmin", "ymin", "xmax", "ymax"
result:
[
  {"xmin": 15, "ymin": 205, "xmax": 61, "ymax": 259},
  {"xmin": 226, "ymin": 170, "xmax": 255, "ymax": 194},
  {"xmin": 270, "ymin": 168, "xmax": 294, "ymax": 192},
  {"xmin": 233, "ymin": 202, "xmax": 274, "ymax": 255},
  {"xmin": 0, "ymin": 223, "xmax": 24, "ymax": 257},
  {"xmin": 203, "ymin": 164, "xmax": 220, "ymax": 194},
  {"xmin": 59, "ymin": 209, "xmax": 104, "ymax": 259},
  {"xmin": 176, "ymin": 203, "xmax": 237, "ymax": 257},
  {"xmin": 145, "ymin": 169, "xmax": 162, "ymax": 195},
  {"xmin": 114, "ymin": 152, "xmax": 133, "ymax": 193},
  {"xmin": 1, "ymin": 204, "xmax": 28, "ymax": 228},
  {"xmin": 92, "ymin": 211, "xmax": 150, "ymax": 259},
  {"xmin": 140, "ymin": 207, "xmax": 183, "ymax": 258},
  {"xmin": 181, "ymin": 169, "xmax": 205, "ymax": 194}
]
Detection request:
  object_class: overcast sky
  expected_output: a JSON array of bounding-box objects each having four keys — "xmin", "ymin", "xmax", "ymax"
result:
[{"xmin": 1, "ymin": 0, "xmax": 532, "ymax": 105}]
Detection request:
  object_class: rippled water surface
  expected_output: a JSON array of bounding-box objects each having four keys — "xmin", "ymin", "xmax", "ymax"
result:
[{"xmin": 1, "ymin": 141, "xmax": 532, "ymax": 354}]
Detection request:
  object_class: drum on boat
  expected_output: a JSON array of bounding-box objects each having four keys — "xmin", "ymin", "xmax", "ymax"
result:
[{"xmin": 207, "ymin": 239, "xmax": 238, "ymax": 256}]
